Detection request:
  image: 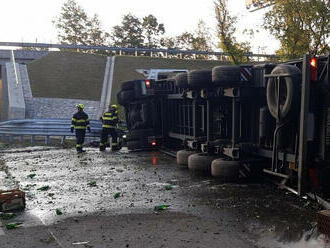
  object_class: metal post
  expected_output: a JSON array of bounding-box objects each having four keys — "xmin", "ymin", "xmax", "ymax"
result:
[
  {"xmin": 276, "ymin": 76, "xmax": 281, "ymax": 121},
  {"xmin": 187, "ymin": 102, "xmax": 194, "ymax": 136},
  {"xmin": 207, "ymin": 100, "xmax": 210, "ymax": 142},
  {"xmin": 192, "ymin": 100, "xmax": 198, "ymax": 138},
  {"xmin": 232, "ymin": 98, "xmax": 237, "ymax": 147},
  {"xmin": 298, "ymin": 54, "xmax": 311, "ymax": 195},
  {"xmin": 272, "ymin": 76, "xmax": 282, "ymax": 172},
  {"xmin": 61, "ymin": 136, "xmax": 66, "ymax": 145},
  {"xmin": 45, "ymin": 136, "xmax": 50, "ymax": 145}
]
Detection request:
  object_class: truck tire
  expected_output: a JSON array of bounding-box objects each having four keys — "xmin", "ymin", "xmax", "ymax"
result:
[
  {"xmin": 117, "ymin": 89, "xmax": 135, "ymax": 105},
  {"xmin": 188, "ymin": 70, "xmax": 212, "ymax": 89},
  {"xmin": 177, "ymin": 149, "xmax": 196, "ymax": 167},
  {"xmin": 266, "ymin": 65, "xmax": 301, "ymax": 120},
  {"xmin": 212, "ymin": 65, "xmax": 241, "ymax": 86},
  {"xmin": 188, "ymin": 153, "xmax": 217, "ymax": 173},
  {"xmin": 175, "ymin": 73, "xmax": 189, "ymax": 89},
  {"xmin": 211, "ymin": 159, "xmax": 240, "ymax": 181},
  {"xmin": 121, "ymin": 80, "xmax": 138, "ymax": 90}
]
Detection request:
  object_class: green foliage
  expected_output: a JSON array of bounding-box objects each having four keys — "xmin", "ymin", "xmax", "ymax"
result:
[
  {"xmin": 194, "ymin": 20, "xmax": 214, "ymax": 52},
  {"xmin": 5, "ymin": 222, "xmax": 22, "ymax": 230},
  {"xmin": 111, "ymin": 13, "xmax": 144, "ymax": 48},
  {"xmin": 53, "ymin": 0, "xmax": 109, "ymax": 52},
  {"xmin": 113, "ymin": 192, "xmax": 121, "ymax": 199},
  {"xmin": 37, "ymin": 185, "xmax": 50, "ymax": 191},
  {"xmin": 214, "ymin": 0, "xmax": 251, "ymax": 64},
  {"xmin": 111, "ymin": 13, "xmax": 165, "ymax": 50},
  {"xmin": 161, "ymin": 20, "xmax": 214, "ymax": 59},
  {"xmin": 142, "ymin": 15, "xmax": 165, "ymax": 48},
  {"xmin": 0, "ymin": 213, "xmax": 16, "ymax": 220},
  {"xmin": 55, "ymin": 209, "xmax": 63, "ymax": 215},
  {"xmin": 87, "ymin": 181, "xmax": 97, "ymax": 187},
  {"xmin": 264, "ymin": 0, "xmax": 330, "ymax": 59}
]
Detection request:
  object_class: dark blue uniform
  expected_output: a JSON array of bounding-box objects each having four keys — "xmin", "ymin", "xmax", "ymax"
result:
[
  {"xmin": 100, "ymin": 109, "xmax": 119, "ymax": 151},
  {"xmin": 71, "ymin": 111, "xmax": 90, "ymax": 152}
]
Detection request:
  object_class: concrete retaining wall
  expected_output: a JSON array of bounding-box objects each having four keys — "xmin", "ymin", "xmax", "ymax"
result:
[
  {"xmin": 27, "ymin": 52, "xmax": 106, "ymax": 101},
  {"xmin": 5, "ymin": 62, "xmax": 25, "ymax": 119}
]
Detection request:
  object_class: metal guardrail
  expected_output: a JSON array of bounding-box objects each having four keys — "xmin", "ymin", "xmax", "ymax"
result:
[
  {"xmin": 0, "ymin": 119, "xmax": 103, "ymax": 144},
  {"xmin": 0, "ymin": 41, "xmax": 279, "ymax": 59}
]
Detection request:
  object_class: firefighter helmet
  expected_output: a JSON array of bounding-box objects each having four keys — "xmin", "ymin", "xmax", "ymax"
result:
[{"xmin": 76, "ymin": 104, "xmax": 84, "ymax": 109}]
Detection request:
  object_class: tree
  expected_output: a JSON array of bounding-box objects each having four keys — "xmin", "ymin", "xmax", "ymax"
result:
[
  {"xmin": 175, "ymin": 32, "xmax": 195, "ymax": 50},
  {"xmin": 264, "ymin": 0, "xmax": 330, "ymax": 58},
  {"xmin": 142, "ymin": 15, "xmax": 165, "ymax": 48},
  {"xmin": 193, "ymin": 20, "xmax": 214, "ymax": 52},
  {"xmin": 160, "ymin": 20, "xmax": 214, "ymax": 59},
  {"xmin": 53, "ymin": 0, "xmax": 109, "ymax": 49},
  {"xmin": 111, "ymin": 14, "xmax": 144, "ymax": 48},
  {"xmin": 214, "ymin": 0, "xmax": 251, "ymax": 64}
]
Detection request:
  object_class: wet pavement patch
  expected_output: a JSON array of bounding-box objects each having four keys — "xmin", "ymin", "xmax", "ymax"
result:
[{"xmin": 0, "ymin": 146, "xmax": 328, "ymax": 247}]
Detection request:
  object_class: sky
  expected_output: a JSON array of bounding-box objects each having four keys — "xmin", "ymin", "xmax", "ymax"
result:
[{"xmin": 0, "ymin": 0, "xmax": 279, "ymax": 54}]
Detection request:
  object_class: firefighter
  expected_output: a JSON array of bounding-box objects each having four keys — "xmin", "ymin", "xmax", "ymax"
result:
[
  {"xmin": 100, "ymin": 104, "xmax": 120, "ymax": 151},
  {"xmin": 71, "ymin": 104, "xmax": 91, "ymax": 153}
]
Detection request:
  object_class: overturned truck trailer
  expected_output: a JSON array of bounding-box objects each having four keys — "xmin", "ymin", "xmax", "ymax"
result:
[{"xmin": 117, "ymin": 55, "xmax": 330, "ymax": 204}]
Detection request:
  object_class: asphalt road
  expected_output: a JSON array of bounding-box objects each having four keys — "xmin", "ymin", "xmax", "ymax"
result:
[{"xmin": 0, "ymin": 146, "xmax": 328, "ymax": 248}]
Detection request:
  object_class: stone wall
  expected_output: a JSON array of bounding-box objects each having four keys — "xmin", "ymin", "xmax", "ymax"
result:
[{"xmin": 32, "ymin": 98, "xmax": 100, "ymax": 120}]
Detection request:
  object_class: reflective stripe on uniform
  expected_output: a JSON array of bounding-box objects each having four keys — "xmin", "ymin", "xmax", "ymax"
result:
[
  {"xmin": 102, "ymin": 125, "xmax": 114, "ymax": 128},
  {"xmin": 72, "ymin": 118, "xmax": 77, "ymax": 121},
  {"xmin": 76, "ymin": 144, "xmax": 82, "ymax": 148},
  {"xmin": 75, "ymin": 119, "xmax": 87, "ymax": 123},
  {"xmin": 75, "ymin": 126, "xmax": 87, "ymax": 129},
  {"xmin": 112, "ymin": 143, "xmax": 118, "ymax": 146},
  {"xmin": 102, "ymin": 117, "xmax": 117, "ymax": 120}
]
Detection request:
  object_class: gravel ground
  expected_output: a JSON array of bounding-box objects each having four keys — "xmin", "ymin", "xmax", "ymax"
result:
[{"xmin": 0, "ymin": 146, "xmax": 329, "ymax": 248}]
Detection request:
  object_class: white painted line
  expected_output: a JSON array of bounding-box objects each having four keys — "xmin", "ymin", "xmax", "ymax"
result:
[
  {"xmin": 0, "ymin": 221, "xmax": 5, "ymax": 236},
  {"xmin": 48, "ymin": 230, "xmax": 65, "ymax": 248}
]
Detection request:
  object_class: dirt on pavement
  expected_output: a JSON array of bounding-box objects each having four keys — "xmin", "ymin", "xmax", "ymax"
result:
[{"xmin": 0, "ymin": 146, "xmax": 329, "ymax": 248}]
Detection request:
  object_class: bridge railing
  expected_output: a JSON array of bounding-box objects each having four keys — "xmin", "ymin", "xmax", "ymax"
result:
[
  {"xmin": 0, "ymin": 119, "xmax": 103, "ymax": 145},
  {"xmin": 0, "ymin": 41, "xmax": 279, "ymax": 61}
]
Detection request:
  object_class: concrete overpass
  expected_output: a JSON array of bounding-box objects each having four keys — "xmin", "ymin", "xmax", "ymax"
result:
[{"xmin": 0, "ymin": 44, "xmax": 275, "ymax": 122}]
